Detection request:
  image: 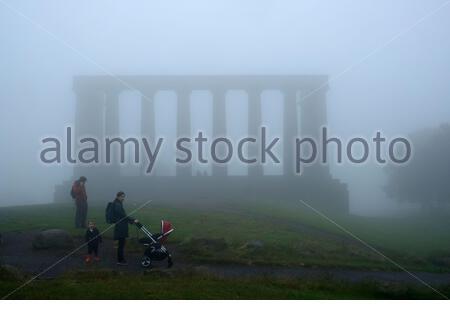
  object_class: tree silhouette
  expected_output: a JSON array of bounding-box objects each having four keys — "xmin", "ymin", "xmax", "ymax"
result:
[{"xmin": 384, "ymin": 123, "xmax": 450, "ymax": 212}]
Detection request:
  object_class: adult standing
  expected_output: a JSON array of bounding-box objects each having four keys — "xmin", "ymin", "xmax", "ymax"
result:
[
  {"xmin": 112, "ymin": 191, "xmax": 138, "ymax": 265},
  {"xmin": 71, "ymin": 176, "xmax": 88, "ymax": 228}
]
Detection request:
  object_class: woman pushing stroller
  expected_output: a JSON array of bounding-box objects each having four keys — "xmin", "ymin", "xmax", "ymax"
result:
[
  {"xmin": 107, "ymin": 191, "xmax": 174, "ymax": 268},
  {"xmin": 112, "ymin": 191, "xmax": 139, "ymax": 265}
]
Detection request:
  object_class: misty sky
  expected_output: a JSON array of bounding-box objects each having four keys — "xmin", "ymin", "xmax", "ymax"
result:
[{"xmin": 1, "ymin": 0, "xmax": 450, "ymax": 213}]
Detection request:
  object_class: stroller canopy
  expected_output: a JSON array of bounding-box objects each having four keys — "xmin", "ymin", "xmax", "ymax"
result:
[
  {"xmin": 138, "ymin": 220, "xmax": 174, "ymax": 245},
  {"xmin": 161, "ymin": 220, "xmax": 173, "ymax": 235}
]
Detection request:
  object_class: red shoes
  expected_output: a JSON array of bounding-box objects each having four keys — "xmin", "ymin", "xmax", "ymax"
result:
[{"xmin": 85, "ymin": 255, "xmax": 100, "ymax": 263}]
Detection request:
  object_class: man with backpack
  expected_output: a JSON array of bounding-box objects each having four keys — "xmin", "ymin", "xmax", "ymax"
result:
[
  {"xmin": 106, "ymin": 191, "xmax": 138, "ymax": 265},
  {"xmin": 71, "ymin": 176, "xmax": 88, "ymax": 228}
]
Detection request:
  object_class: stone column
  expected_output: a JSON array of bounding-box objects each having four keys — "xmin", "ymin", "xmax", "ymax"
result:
[
  {"xmin": 300, "ymin": 86, "xmax": 329, "ymax": 178},
  {"xmin": 247, "ymin": 89, "xmax": 263, "ymax": 176},
  {"xmin": 283, "ymin": 89, "xmax": 298, "ymax": 176},
  {"xmin": 212, "ymin": 89, "xmax": 227, "ymax": 176},
  {"xmin": 141, "ymin": 89, "xmax": 155, "ymax": 175},
  {"xmin": 104, "ymin": 89, "xmax": 120, "ymax": 177},
  {"xmin": 176, "ymin": 90, "xmax": 192, "ymax": 177},
  {"xmin": 73, "ymin": 85, "xmax": 105, "ymax": 180}
]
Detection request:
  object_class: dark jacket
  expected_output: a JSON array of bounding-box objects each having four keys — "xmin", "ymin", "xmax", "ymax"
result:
[
  {"xmin": 85, "ymin": 227, "xmax": 102, "ymax": 246},
  {"xmin": 113, "ymin": 199, "xmax": 135, "ymax": 240}
]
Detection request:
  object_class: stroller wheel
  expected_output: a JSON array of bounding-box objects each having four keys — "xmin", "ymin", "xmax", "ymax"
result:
[{"xmin": 141, "ymin": 256, "xmax": 152, "ymax": 268}]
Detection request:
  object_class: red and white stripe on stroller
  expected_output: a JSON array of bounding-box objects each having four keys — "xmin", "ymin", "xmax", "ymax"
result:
[{"xmin": 135, "ymin": 220, "xmax": 174, "ymax": 268}]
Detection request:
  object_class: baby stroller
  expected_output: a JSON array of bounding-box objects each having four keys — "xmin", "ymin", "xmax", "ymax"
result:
[{"xmin": 135, "ymin": 220, "xmax": 174, "ymax": 269}]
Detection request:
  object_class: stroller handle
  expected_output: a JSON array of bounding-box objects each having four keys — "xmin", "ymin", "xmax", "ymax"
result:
[{"xmin": 135, "ymin": 222, "xmax": 144, "ymax": 229}]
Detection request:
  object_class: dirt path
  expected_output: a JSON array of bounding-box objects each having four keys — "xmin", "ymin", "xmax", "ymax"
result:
[{"xmin": 2, "ymin": 230, "xmax": 450, "ymax": 287}]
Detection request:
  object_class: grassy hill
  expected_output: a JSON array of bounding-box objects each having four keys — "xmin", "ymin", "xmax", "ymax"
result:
[
  {"xmin": 1, "ymin": 201, "xmax": 449, "ymax": 271},
  {"xmin": 1, "ymin": 201, "xmax": 450, "ymax": 299}
]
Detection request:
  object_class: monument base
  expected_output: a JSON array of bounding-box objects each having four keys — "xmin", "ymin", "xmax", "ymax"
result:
[{"xmin": 55, "ymin": 174, "xmax": 349, "ymax": 215}]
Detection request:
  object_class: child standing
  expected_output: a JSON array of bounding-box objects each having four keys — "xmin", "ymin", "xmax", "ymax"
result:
[{"xmin": 85, "ymin": 221, "xmax": 102, "ymax": 263}]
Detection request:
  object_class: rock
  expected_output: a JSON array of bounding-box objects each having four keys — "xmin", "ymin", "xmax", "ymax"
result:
[
  {"xmin": 430, "ymin": 256, "xmax": 450, "ymax": 268},
  {"xmin": 0, "ymin": 264, "xmax": 26, "ymax": 281},
  {"xmin": 240, "ymin": 240, "xmax": 264, "ymax": 251},
  {"xmin": 183, "ymin": 238, "xmax": 229, "ymax": 251},
  {"xmin": 32, "ymin": 229, "xmax": 74, "ymax": 250}
]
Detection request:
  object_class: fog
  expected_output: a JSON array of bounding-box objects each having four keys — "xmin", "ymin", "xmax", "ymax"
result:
[{"xmin": 1, "ymin": 0, "xmax": 450, "ymax": 214}]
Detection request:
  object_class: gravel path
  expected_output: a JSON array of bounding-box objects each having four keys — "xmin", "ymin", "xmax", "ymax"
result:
[{"xmin": 2, "ymin": 230, "xmax": 450, "ymax": 288}]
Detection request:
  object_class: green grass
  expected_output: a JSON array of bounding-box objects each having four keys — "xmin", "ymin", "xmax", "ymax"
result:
[
  {"xmin": 1, "ymin": 202, "xmax": 450, "ymax": 299},
  {"xmin": 1, "ymin": 201, "xmax": 450, "ymax": 272},
  {"xmin": 248, "ymin": 201, "xmax": 450, "ymax": 256},
  {"xmin": 1, "ymin": 269, "xmax": 448, "ymax": 299}
]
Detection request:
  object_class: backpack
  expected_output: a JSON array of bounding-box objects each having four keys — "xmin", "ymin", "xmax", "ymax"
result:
[
  {"xmin": 105, "ymin": 202, "xmax": 116, "ymax": 224},
  {"xmin": 70, "ymin": 184, "xmax": 76, "ymax": 199}
]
